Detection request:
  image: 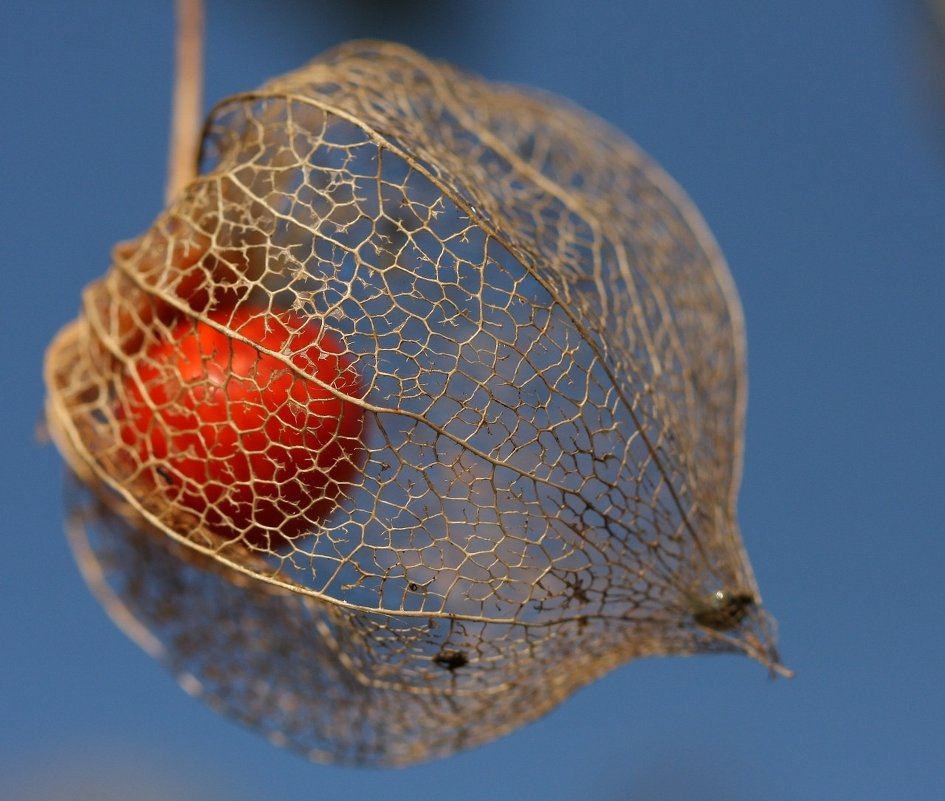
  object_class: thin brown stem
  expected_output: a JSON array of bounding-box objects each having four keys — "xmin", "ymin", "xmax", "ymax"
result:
[{"xmin": 165, "ymin": 0, "xmax": 204, "ymax": 204}]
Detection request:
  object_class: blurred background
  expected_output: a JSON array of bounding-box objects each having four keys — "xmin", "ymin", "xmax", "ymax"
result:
[{"xmin": 2, "ymin": 1, "xmax": 944, "ymax": 798}]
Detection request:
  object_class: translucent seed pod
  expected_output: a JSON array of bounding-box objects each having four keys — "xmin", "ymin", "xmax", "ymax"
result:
[{"xmin": 45, "ymin": 40, "xmax": 787, "ymax": 767}]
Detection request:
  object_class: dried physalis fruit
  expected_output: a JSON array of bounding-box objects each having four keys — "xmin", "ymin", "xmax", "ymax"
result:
[{"xmin": 46, "ymin": 40, "xmax": 787, "ymax": 767}]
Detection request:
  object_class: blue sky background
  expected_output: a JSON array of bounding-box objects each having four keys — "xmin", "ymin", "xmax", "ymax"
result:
[{"xmin": 2, "ymin": 1, "xmax": 944, "ymax": 798}]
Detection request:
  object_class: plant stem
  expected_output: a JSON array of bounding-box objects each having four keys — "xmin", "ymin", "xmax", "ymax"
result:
[{"xmin": 165, "ymin": 0, "xmax": 204, "ymax": 204}]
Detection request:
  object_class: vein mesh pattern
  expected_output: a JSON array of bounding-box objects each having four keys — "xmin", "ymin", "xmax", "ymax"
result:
[{"xmin": 45, "ymin": 41, "xmax": 783, "ymax": 766}]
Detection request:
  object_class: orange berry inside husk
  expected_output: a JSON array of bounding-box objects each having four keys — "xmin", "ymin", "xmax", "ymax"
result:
[{"xmin": 118, "ymin": 306, "xmax": 366, "ymax": 550}]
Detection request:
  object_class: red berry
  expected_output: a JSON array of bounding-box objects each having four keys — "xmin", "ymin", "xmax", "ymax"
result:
[{"xmin": 117, "ymin": 306, "xmax": 366, "ymax": 550}]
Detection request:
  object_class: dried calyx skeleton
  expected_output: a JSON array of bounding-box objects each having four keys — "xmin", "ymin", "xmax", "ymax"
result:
[{"xmin": 43, "ymin": 1, "xmax": 788, "ymax": 767}]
